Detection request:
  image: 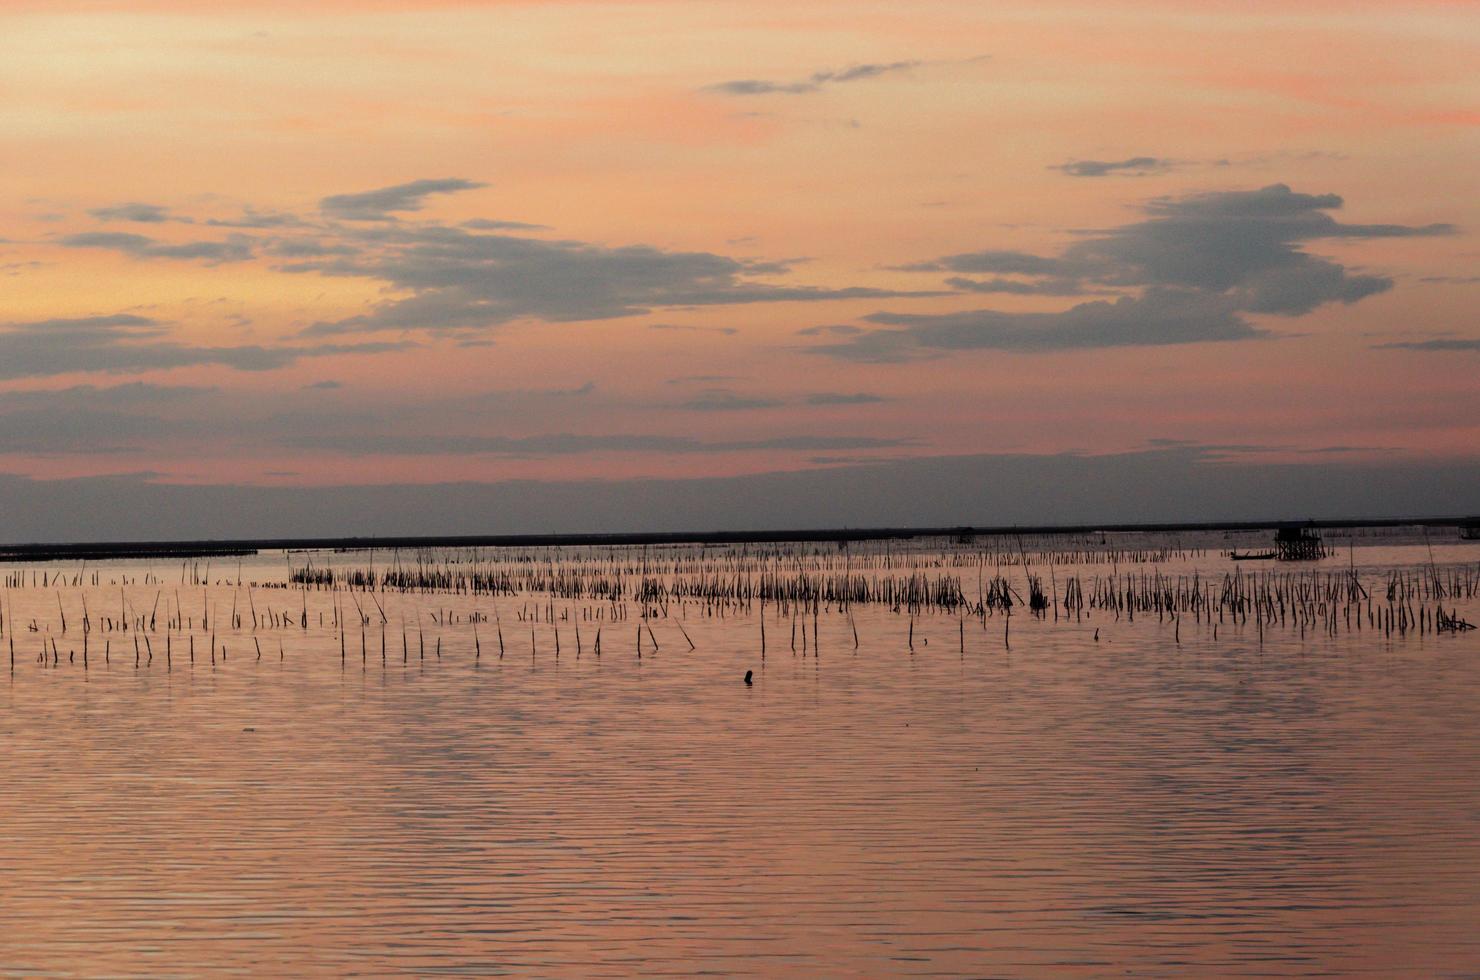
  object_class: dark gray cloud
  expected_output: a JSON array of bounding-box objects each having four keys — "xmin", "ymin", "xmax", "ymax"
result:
[
  {"xmin": 806, "ymin": 392, "xmax": 887, "ymax": 405},
  {"xmin": 806, "ymin": 454, "xmax": 894, "ymax": 465},
  {"xmin": 1066, "ymin": 184, "xmax": 1451, "ymax": 314},
  {"xmin": 471, "ymin": 380, "xmax": 596, "ymax": 402},
  {"xmin": 45, "ymin": 179, "xmax": 935, "ymax": 338},
  {"xmin": 59, "ymin": 231, "xmax": 253, "ymax": 263},
  {"xmin": 666, "ymin": 374, "xmax": 739, "ymax": 385},
  {"xmin": 266, "ymin": 239, "xmax": 360, "ymax": 258},
  {"xmin": 946, "ymin": 275, "xmax": 1093, "ymax": 296},
  {"xmin": 288, "ymin": 223, "xmax": 935, "ymax": 335},
  {"xmin": 1053, "ymin": 157, "xmax": 1171, "ymax": 177},
  {"xmin": 304, "ymin": 379, "xmax": 342, "ymax": 389},
  {"xmin": 650, "ymin": 322, "xmax": 740, "ymax": 336},
  {"xmin": 320, "ymin": 178, "xmax": 487, "ymax": 221},
  {"xmin": 87, "ymin": 202, "xmax": 177, "ymax": 223},
  {"xmin": 1373, "ymin": 338, "xmax": 1480, "ymax": 351},
  {"xmin": 796, "ymin": 323, "xmax": 864, "ymax": 336},
  {"xmin": 818, "ymin": 183, "xmax": 1454, "ymax": 356},
  {"xmin": 284, "ymin": 431, "xmax": 911, "ymax": 458},
  {"xmin": 813, "ymin": 290, "xmax": 1260, "ymax": 361},
  {"xmin": 679, "ymin": 389, "xmax": 784, "ymax": 412},
  {"xmin": 1140, "ymin": 437, "xmax": 1400, "ymax": 460},
  {"xmin": 894, "ymin": 250, "xmax": 1068, "ymax": 275},
  {"xmin": 706, "ymin": 60, "xmax": 923, "ymax": 96},
  {"xmin": 462, "ymin": 218, "xmax": 550, "ymax": 232},
  {"xmin": 0, "ymin": 314, "xmax": 411, "ymax": 379}
]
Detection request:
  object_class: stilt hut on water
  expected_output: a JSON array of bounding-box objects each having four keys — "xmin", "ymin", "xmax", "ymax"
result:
[{"xmin": 1275, "ymin": 524, "xmax": 1327, "ymax": 561}]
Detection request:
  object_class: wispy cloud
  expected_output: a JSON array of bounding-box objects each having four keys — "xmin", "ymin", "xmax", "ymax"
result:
[
  {"xmin": 59, "ymin": 232, "xmax": 253, "ymax": 263},
  {"xmin": 285, "ymin": 431, "xmax": 913, "ymax": 458},
  {"xmin": 706, "ymin": 60, "xmax": 923, "ymax": 96},
  {"xmin": 87, "ymin": 202, "xmax": 180, "ymax": 223},
  {"xmin": 0, "ymin": 314, "xmax": 411, "ymax": 379},
  {"xmin": 795, "ymin": 323, "xmax": 864, "ymax": 337},
  {"xmin": 320, "ymin": 178, "xmax": 487, "ymax": 221},
  {"xmin": 462, "ymin": 218, "xmax": 549, "ymax": 232},
  {"xmin": 1052, "ymin": 157, "xmax": 1172, "ymax": 177},
  {"xmin": 649, "ymin": 322, "xmax": 739, "ymax": 336},
  {"xmin": 678, "ymin": 389, "xmax": 784, "ymax": 412},
  {"xmin": 205, "ymin": 207, "xmax": 305, "ymax": 229},
  {"xmin": 704, "ymin": 55, "xmax": 984, "ymax": 96},
  {"xmin": 1373, "ymin": 338, "xmax": 1480, "ymax": 351},
  {"xmin": 805, "ymin": 392, "xmax": 887, "ymax": 405}
]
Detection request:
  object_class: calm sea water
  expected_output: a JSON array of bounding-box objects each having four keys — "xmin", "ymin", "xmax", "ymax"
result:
[{"xmin": 2, "ymin": 533, "xmax": 1478, "ymax": 977}]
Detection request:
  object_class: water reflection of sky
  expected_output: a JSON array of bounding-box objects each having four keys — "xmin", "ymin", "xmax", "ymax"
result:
[{"xmin": 1, "ymin": 537, "xmax": 1477, "ymax": 975}]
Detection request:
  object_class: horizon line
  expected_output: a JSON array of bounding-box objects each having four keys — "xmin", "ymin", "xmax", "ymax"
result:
[{"xmin": 2, "ymin": 515, "xmax": 1477, "ymax": 562}]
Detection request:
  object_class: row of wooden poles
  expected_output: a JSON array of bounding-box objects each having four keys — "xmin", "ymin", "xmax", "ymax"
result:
[
  {"xmin": 5, "ymin": 561, "xmax": 1478, "ymax": 640},
  {"xmin": 4, "ymin": 587, "xmax": 1474, "ymax": 675}
]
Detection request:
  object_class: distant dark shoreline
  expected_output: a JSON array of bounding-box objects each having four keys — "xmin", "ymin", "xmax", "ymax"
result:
[{"xmin": 0, "ymin": 517, "xmax": 1473, "ymax": 563}]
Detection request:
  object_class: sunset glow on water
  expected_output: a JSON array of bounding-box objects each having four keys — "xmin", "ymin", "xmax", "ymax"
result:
[{"xmin": 2, "ymin": 533, "xmax": 1477, "ymax": 975}]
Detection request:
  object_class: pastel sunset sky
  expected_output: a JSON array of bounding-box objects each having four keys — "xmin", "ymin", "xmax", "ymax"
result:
[{"xmin": 2, "ymin": 1, "xmax": 1477, "ymax": 534}]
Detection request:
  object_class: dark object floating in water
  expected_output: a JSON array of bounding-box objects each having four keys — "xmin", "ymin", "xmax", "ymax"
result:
[
  {"xmin": 242, "ymin": 727, "xmax": 256, "ymax": 733},
  {"xmin": 1437, "ymin": 608, "xmax": 1476, "ymax": 633},
  {"xmin": 1229, "ymin": 550, "xmax": 1278, "ymax": 561},
  {"xmin": 744, "ymin": 670, "xmax": 753, "ymax": 686}
]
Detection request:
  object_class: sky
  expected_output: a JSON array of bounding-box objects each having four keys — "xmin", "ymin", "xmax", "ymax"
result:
[{"xmin": 2, "ymin": 1, "xmax": 1478, "ymax": 538}]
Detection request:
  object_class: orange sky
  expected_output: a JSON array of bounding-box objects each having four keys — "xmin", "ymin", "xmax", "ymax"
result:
[{"xmin": 2, "ymin": 0, "xmax": 1477, "ymax": 489}]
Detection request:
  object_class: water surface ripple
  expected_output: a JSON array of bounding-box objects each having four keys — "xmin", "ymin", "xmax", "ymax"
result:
[{"xmin": 1, "ymin": 539, "xmax": 1478, "ymax": 976}]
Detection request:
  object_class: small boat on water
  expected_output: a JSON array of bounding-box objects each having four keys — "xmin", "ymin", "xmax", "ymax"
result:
[{"xmin": 1229, "ymin": 550, "xmax": 1278, "ymax": 561}]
